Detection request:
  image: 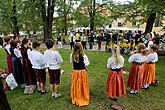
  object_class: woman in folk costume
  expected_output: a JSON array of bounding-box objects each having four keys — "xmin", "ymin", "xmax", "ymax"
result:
[
  {"xmin": 70, "ymin": 43, "xmax": 90, "ymax": 106},
  {"xmin": 106, "ymin": 45, "xmax": 126, "ymax": 101},
  {"xmin": 21, "ymin": 38, "xmax": 36, "ymax": 87},
  {"xmin": 3, "ymin": 37, "xmax": 12, "ymax": 74},
  {"xmin": 127, "ymin": 43, "xmax": 146, "ymax": 94},
  {"xmin": 10, "ymin": 40, "xmax": 24, "ymax": 85},
  {"xmin": 143, "ymin": 44, "xmax": 158, "ymax": 89}
]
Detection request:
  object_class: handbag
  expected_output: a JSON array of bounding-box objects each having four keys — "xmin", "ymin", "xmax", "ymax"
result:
[{"xmin": 6, "ymin": 73, "xmax": 18, "ymax": 90}]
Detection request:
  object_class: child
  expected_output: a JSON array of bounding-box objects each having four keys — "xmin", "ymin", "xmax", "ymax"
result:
[
  {"xmin": 10, "ymin": 40, "xmax": 24, "ymax": 85},
  {"xmin": 21, "ymin": 38, "xmax": 37, "ymax": 94},
  {"xmin": 29, "ymin": 41, "xmax": 46, "ymax": 94},
  {"xmin": 106, "ymin": 46, "xmax": 126, "ymax": 101},
  {"xmin": 44, "ymin": 40, "xmax": 63, "ymax": 97},
  {"xmin": 3, "ymin": 37, "xmax": 12, "ymax": 74},
  {"xmin": 70, "ymin": 43, "xmax": 90, "ymax": 106},
  {"xmin": 143, "ymin": 44, "xmax": 158, "ymax": 89},
  {"xmin": 127, "ymin": 43, "xmax": 146, "ymax": 94}
]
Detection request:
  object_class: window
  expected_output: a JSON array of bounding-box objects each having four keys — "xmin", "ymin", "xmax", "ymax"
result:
[{"xmin": 118, "ymin": 22, "xmax": 122, "ymax": 27}]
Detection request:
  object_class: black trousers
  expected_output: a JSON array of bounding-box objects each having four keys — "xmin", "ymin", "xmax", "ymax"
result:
[{"xmin": 70, "ymin": 42, "xmax": 75, "ymax": 50}]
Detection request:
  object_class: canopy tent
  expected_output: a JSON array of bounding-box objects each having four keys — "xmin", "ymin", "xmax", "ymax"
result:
[{"xmin": 105, "ymin": 27, "xmax": 144, "ymax": 32}]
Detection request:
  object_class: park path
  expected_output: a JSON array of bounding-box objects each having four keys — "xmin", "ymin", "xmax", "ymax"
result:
[{"xmin": 40, "ymin": 43, "xmax": 107, "ymax": 52}]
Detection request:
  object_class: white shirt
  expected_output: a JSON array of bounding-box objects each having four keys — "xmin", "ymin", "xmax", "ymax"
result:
[
  {"xmin": 107, "ymin": 56, "xmax": 124, "ymax": 69},
  {"xmin": 128, "ymin": 53, "xmax": 145, "ymax": 63},
  {"xmin": 14, "ymin": 48, "xmax": 22, "ymax": 58},
  {"xmin": 27, "ymin": 49, "xmax": 31, "ymax": 60},
  {"xmin": 145, "ymin": 52, "xmax": 158, "ymax": 63},
  {"xmin": 81, "ymin": 35, "xmax": 86, "ymax": 42},
  {"xmin": 69, "ymin": 34, "xmax": 75, "ymax": 42},
  {"xmin": 29, "ymin": 50, "xmax": 45, "ymax": 69},
  {"xmin": 70, "ymin": 54, "xmax": 90, "ymax": 66},
  {"xmin": 147, "ymin": 41, "xmax": 153, "ymax": 50},
  {"xmin": 4, "ymin": 44, "xmax": 11, "ymax": 54},
  {"xmin": 44, "ymin": 49, "xmax": 63, "ymax": 70}
]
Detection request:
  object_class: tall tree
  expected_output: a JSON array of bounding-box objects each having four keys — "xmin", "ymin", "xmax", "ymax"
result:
[
  {"xmin": 12, "ymin": 0, "xmax": 19, "ymax": 37},
  {"xmin": 78, "ymin": 0, "xmax": 113, "ymax": 31},
  {"xmin": 114, "ymin": 0, "xmax": 165, "ymax": 34},
  {"xmin": 39, "ymin": 0, "xmax": 56, "ymax": 41}
]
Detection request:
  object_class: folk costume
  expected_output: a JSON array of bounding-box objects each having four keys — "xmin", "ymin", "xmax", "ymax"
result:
[
  {"xmin": 10, "ymin": 46, "xmax": 24, "ymax": 85},
  {"xmin": 143, "ymin": 52, "xmax": 158, "ymax": 88},
  {"xmin": 106, "ymin": 56, "xmax": 126, "ymax": 98},
  {"xmin": 21, "ymin": 47, "xmax": 36, "ymax": 86},
  {"xmin": 127, "ymin": 53, "xmax": 145, "ymax": 93},
  {"xmin": 4, "ymin": 44, "xmax": 12, "ymax": 74},
  {"xmin": 70, "ymin": 54, "xmax": 90, "ymax": 106}
]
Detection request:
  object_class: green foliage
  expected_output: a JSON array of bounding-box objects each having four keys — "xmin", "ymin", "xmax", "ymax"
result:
[{"xmin": 114, "ymin": 0, "xmax": 165, "ymax": 26}]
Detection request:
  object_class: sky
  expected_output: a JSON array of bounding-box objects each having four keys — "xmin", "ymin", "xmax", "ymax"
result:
[{"xmin": 113, "ymin": 0, "xmax": 134, "ymax": 4}]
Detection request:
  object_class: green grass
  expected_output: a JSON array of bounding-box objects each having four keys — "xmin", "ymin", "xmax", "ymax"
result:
[{"xmin": 0, "ymin": 48, "xmax": 165, "ymax": 110}]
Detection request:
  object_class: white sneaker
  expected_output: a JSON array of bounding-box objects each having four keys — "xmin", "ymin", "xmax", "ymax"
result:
[
  {"xmin": 52, "ymin": 93, "xmax": 55, "ymax": 97},
  {"xmin": 55, "ymin": 93, "xmax": 61, "ymax": 98}
]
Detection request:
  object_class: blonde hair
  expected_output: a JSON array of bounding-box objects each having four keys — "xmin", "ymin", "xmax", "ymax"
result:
[
  {"xmin": 137, "ymin": 43, "xmax": 146, "ymax": 53},
  {"xmin": 72, "ymin": 43, "xmax": 84, "ymax": 63},
  {"xmin": 112, "ymin": 46, "xmax": 123, "ymax": 65}
]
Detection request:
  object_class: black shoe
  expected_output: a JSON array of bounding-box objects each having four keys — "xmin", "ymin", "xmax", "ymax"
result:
[
  {"xmin": 109, "ymin": 97, "xmax": 117, "ymax": 101},
  {"xmin": 41, "ymin": 91, "xmax": 47, "ymax": 95}
]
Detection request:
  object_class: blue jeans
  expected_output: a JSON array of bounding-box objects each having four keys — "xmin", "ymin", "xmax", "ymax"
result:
[{"xmin": 89, "ymin": 42, "xmax": 93, "ymax": 49}]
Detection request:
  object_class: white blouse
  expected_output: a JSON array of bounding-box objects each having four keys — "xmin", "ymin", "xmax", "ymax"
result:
[
  {"xmin": 147, "ymin": 41, "xmax": 153, "ymax": 50},
  {"xmin": 145, "ymin": 52, "xmax": 158, "ymax": 63},
  {"xmin": 29, "ymin": 50, "xmax": 45, "ymax": 69},
  {"xmin": 70, "ymin": 54, "xmax": 90, "ymax": 66},
  {"xmin": 107, "ymin": 56, "xmax": 124, "ymax": 69},
  {"xmin": 14, "ymin": 48, "xmax": 22, "ymax": 58},
  {"xmin": 128, "ymin": 53, "xmax": 145, "ymax": 63},
  {"xmin": 44, "ymin": 49, "xmax": 63, "ymax": 70},
  {"xmin": 4, "ymin": 44, "xmax": 11, "ymax": 54}
]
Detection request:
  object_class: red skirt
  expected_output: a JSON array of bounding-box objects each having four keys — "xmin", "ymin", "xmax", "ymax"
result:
[
  {"xmin": 127, "ymin": 64, "xmax": 143, "ymax": 90},
  {"xmin": 6, "ymin": 54, "xmax": 12, "ymax": 74},
  {"xmin": 106, "ymin": 69, "xmax": 126, "ymax": 97}
]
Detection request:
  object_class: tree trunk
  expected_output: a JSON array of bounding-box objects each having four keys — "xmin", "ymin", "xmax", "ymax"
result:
[
  {"xmin": 144, "ymin": 13, "xmax": 156, "ymax": 34},
  {"xmin": 63, "ymin": 0, "xmax": 68, "ymax": 35},
  {"xmin": 90, "ymin": 0, "xmax": 96, "ymax": 32},
  {"xmin": 40, "ymin": 0, "xmax": 55, "ymax": 42},
  {"xmin": 12, "ymin": 0, "xmax": 19, "ymax": 38},
  {"xmin": 90, "ymin": 16, "xmax": 94, "ymax": 32}
]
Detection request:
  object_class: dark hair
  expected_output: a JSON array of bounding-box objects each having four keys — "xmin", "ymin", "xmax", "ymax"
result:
[
  {"xmin": 32, "ymin": 41, "xmax": 41, "ymax": 49},
  {"xmin": 21, "ymin": 38, "xmax": 29, "ymax": 48},
  {"xmin": 45, "ymin": 39, "xmax": 54, "ymax": 49},
  {"xmin": 0, "ymin": 37, "xmax": 3, "ymax": 46},
  {"xmin": 4, "ymin": 37, "xmax": 11, "ymax": 43},
  {"xmin": 10, "ymin": 40, "xmax": 17, "ymax": 48}
]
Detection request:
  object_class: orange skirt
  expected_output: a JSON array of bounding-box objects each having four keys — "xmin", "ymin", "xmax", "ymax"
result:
[
  {"xmin": 127, "ymin": 64, "xmax": 143, "ymax": 90},
  {"xmin": 106, "ymin": 69, "xmax": 126, "ymax": 97},
  {"xmin": 143, "ymin": 63, "xmax": 155, "ymax": 84},
  {"xmin": 70, "ymin": 69, "xmax": 89, "ymax": 106}
]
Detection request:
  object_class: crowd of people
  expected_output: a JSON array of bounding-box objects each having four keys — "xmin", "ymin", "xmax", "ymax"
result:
[
  {"xmin": 56, "ymin": 30, "xmax": 163, "ymax": 54},
  {"xmin": 0, "ymin": 29, "xmax": 160, "ymax": 108}
]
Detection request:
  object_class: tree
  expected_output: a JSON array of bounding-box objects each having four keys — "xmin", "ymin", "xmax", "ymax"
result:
[
  {"xmin": 114, "ymin": 0, "xmax": 165, "ymax": 34},
  {"xmin": 78, "ymin": 0, "xmax": 113, "ymax": 31},
  {"xmin": 39, "ymin": 0, "xmax": 56, "ymax": 41}
]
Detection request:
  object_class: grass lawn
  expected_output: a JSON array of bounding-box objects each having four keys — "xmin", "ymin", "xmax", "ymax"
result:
[{"xmin": 0, "ymin": 48, "xmax": 165, "ymax": 110}]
